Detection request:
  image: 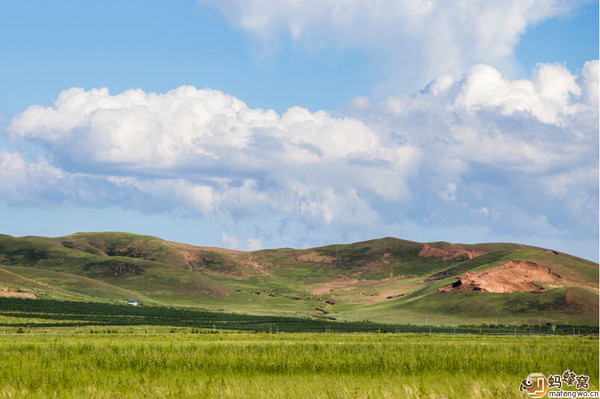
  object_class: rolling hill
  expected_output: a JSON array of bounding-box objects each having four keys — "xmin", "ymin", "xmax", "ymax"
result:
[{"xmin": 0, "ymin": 232, "xmax": 598, "ymax": 326}]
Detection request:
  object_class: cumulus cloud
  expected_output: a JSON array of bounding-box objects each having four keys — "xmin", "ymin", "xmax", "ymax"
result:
[
  {"xmin": 8, "ymin": 86, "xmax": 410, "ymax": 173},
  {"xmin": 6, "ymin": 85, "xmax": 419, "ymax": 235},
  {"xmin": 344, "ymin": 61, "xmax": 598, "ymax": 244},
  {"xmin": 2, "ymin": 60, "xmax": 598, "ymax": 256},
  {"xmin": 199, "ymin": 0, "xmax": 581, "ymax": 91},
  {"xmin": 456, "ymin": 62, "xmax": 592, "ymax": 126}
]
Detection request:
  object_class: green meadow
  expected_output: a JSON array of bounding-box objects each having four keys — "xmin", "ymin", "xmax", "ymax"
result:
[
  {"xmin": 1, "ymin": 233, "xmax": 598, "ymax": 398},
  {"xmin": 0, "ymin": 330, "xmax": 597, "ymax": 398}
]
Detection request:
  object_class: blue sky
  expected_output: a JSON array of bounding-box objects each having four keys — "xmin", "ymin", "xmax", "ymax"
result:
[{"xmin": 0, "ymin": 0, "xmax": 598, "ymax": 260}]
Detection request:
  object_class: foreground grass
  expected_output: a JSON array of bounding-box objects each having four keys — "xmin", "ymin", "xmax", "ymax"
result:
[{"xmin": 0, "ymin": 332, "xmax": 597, "ymax": 398}]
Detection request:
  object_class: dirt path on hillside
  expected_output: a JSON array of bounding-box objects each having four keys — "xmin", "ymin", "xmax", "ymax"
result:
[{"xmin": 418, "ymin": 244, "xmax": 488, "ymax": 260}]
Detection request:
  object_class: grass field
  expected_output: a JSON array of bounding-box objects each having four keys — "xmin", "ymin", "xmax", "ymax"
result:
[
  {"xmin": 1, "ymin": 233, "xmax": 597, "ymax": 398},
  {"xmin": 0, "ymin": 330, "xmax": 597, "ymax": 398}
]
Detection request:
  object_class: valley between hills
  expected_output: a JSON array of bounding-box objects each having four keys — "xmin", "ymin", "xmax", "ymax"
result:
[{"xmin": 0, "ymin": 232, "xmax": 598, "ymax": 326}]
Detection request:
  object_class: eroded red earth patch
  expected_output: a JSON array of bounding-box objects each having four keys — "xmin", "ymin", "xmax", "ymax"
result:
[{"xmin": 439, "ymin": 261, "xmax": 561, "ymax": 293}]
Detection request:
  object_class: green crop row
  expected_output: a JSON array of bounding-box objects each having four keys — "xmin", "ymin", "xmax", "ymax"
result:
[{"xmin": 2, "ymin": 297, "xmax": 598, "ymax": 335}]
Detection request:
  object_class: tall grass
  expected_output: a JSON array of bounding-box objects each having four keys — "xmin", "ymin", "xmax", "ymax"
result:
[{"xmin": 0, "ymin": 332, "xmax": 596, "ymax": 398}]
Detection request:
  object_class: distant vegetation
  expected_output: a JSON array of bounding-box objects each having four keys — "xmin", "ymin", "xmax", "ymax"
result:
[{"xmin": 1, "ymin": 298, "xmax": 597, "ymax": 335}]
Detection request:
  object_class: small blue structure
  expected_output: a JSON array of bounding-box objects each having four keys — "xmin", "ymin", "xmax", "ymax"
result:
[{"xmin": 127, "ymin": 301, "xmax": 138, "ymax": 306}]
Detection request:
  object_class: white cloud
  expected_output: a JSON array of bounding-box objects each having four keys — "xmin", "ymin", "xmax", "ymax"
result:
[
  {"xmin": 7, "ymin": 86, "xmax": 419, "ymax": 233},
  {"xmin": 344, "ymin": 61, "xmax": 598, "ymax": 247},
  {"xmin": 221, "ymin": 232, "xmax": 262, "ymax": 251},
  {"xmin": 0, "ymin": 149, "xmax": 136, "ymax": 208},
  {"xmin": 456, "ymin": 63, "xmax": 585, "ymax": 125},
  {"xmin": 7, "ymin": 86, "xmax": 406, "ymax": 173},
  {"xmin": 199, "ymin": 0, "xmax": 580, "ymax": 91},
  {"xmin": 353, "ymin": 62, "xmax": 597, "ymax": 167},
  {"xmin": 0, "ymin": 150, "xmax": 65, "ymax": 205},
  {"xmin": 8, "ymin": 87, "xmax": 258, "ymax": 169},
  {"xmin": 2, "ymin": 60, "xmax": 597, "ymax": 258},
  {"xmin": 580, "ymin": 60, "xmax": 599, "ymax": 109}
]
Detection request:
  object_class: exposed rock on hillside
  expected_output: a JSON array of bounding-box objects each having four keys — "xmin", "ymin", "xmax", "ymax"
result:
[{"xmin": 439, "ymin": 261, "xmax": 561, "ymax": 293}]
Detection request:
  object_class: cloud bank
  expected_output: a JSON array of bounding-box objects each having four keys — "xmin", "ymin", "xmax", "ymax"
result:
[
  {"xmin": 3, "ymin": 61, "xmax": 598, "ymax": 254},
  {"xmin": 199, "ymin": 0, "xmax": 584, "ymax": 91}
]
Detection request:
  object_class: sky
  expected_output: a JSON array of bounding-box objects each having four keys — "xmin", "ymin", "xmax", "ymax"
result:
[{"xmin": 0, "ymin": 0, "xmax": 598, "ymax": 261}]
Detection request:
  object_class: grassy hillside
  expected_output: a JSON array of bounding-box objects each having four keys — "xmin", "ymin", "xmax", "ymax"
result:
[{"xmin": 0, "ymin": 232, "xmax": 597, "ymax": 326}]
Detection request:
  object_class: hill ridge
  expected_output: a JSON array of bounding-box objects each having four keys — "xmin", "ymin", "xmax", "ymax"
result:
[{"xmin": 0, "ymin": 231, "xmax": 597, "ymax": 326}]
